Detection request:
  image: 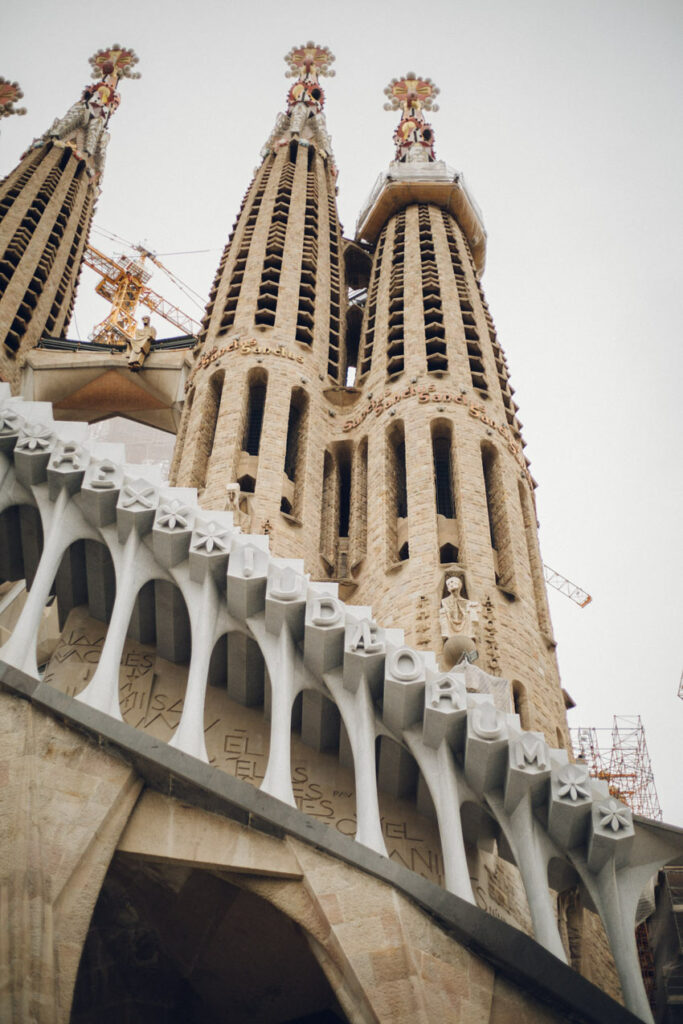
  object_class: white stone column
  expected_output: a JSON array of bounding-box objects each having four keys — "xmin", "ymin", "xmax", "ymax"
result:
[
  {"xmin": 77, "ymin": 529, "xmax": 140, "ymax": 720},
  {"xmin": 405, "ymin": 732, "xmax": 475, "ymax": 903},
  {"xmin": 590, "ymin": 862, "xmax": 654, "ymax": 1024},
  {"xmin": 326, "ymin": 670, "xmax": 386, "ymax": 856},
  {"xmin": 259, "ymin": 622, "xmax": 298, "ymax": 807},
  {"xmin": 0, "ymin": 487, "xmax": 71, "ymax": 678},
  {"xmin": 169, "ymin": 574, "xmax": 219, "ymax": 762},
  {"xmin": 495, "ymin": 793, "xmax": 568, "ymax": 962}
]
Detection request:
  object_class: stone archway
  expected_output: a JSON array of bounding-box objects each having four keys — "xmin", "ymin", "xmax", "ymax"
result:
[{"xmin": 71, "ymin": 852, "xmax": 349, "ymax": 1024}]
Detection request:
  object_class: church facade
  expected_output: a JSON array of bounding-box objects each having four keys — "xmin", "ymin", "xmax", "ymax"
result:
[{"xmin": 0, "ymin": 43, "xmax": 680, "ymax": 1024}]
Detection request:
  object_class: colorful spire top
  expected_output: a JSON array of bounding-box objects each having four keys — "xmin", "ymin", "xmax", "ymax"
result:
[
  {"xmin": 284, "ymin": 42, "xmax": 335, "ymax": 115},
  {"xmin": 0, "ymin": 78, "xmax": 26, "ymax": 119},
  {"xmin": 33, "ymin": 45, "xmax": 141, "ymax": 179},
  {"xmin": 383, "ymin": 73, "xmax": 439, "ymax": 163},
  {"xmin": 88, "ymin": 45, "xmax": 141, "ymax": 83}
]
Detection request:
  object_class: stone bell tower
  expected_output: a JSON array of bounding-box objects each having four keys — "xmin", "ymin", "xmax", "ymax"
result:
[
  {"xmin": 0, "ymin": 45, "xmax": 140, "ymax": 389},
  {"xmin": 171, "ymin": 43, "xmax": 347, "ymax": 567},
  {"xmin": 341, "ymin": 74, "xmax": 569, "ymax": 747}
]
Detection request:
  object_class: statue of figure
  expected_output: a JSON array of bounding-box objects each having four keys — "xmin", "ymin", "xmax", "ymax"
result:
[
  {"xmin": 225, "ymin": 483, "xmax": 250, "ymax": 531},
  {"xmin": 439, "ymin": 575, "xmax": 480, "ymax": 668},
  {"xmin": 127, "ymin": 316, "xmax": 156, "ymax": 371}
]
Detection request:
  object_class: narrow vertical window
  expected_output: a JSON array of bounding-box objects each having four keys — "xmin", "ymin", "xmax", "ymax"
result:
[
  {"xmin": 243, "ymin": 380, "xmax": 266, "ymax": 456},
  {"xmin": 320, "ymin": 450, "xmax": 337, "ymax": 573},
  {"xmin": 512, "ymin": 680, "xmax": 530, "ymax": 729},
  {"xmin": 350, "ymin": 436, "xmax": 368, "ymax": 571},
  {"xmin": 432, "ymin": 435, "xmax": 455, "ymax": 518},
  {"xmin": 281, "ymin": 388, "xmax": 308, "ymax": 518},
  {"xmin": 336, "ymin": 445, "xmax": 352, "ymax": 578},
  {"xmin": 237, "ymin": 369, "xmax": 267, "ymax": 494},
  {"xmin": 387, "ymin": 422, "xmax": 409, "ymax": 563},
  {"xmin": 432, "ymin": 421, "xmax": 458, "ymax": 564},
  {"xmin": 481, "ymin": 443, "xmax": 515, "ymax": 592}
]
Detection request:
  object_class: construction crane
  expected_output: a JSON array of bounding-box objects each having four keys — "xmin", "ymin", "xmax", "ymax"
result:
[
  {"xmin": 83, "ymin": 244, "xmax": 202, "ymax": 347},
  {"xmin": 543, "ymin": 564, "xmax": 592, "ymax": 608}
]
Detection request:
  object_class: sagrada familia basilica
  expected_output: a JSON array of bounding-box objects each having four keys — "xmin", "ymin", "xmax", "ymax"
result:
[{"xmin": 0, "ymin": 44, "xmax": 681, "ymax": 1024}]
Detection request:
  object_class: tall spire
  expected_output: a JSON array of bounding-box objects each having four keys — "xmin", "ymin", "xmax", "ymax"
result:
[
  {"xmin": 262, "ymin": 42, "xmax": 335, "ymax": 159},
  {"xmin": 383, "ymin": 73, "xmax": 439, "ymax": 163},
  {"xmin": 0, "ymin": 47, "xmax": 140, "ymax": 385},
  {"xmin": 31, "ymin": 45, "xmax": 140, "ymax": 179}
]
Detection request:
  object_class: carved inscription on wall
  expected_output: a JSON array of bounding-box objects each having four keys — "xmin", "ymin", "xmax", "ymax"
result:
[
  {"xmin": 481, "ymin": 594, "xmax": 500, "ymax": 674},
  {"xmin": 46, "ymin": 606, "xmax": 444, "ymax": 887},
  {"xmin": 342, "ymin": 383, "xmax": 533, "ymax": 487}
]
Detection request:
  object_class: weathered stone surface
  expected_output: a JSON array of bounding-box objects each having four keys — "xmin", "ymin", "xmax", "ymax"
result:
[{"xmin": 0, "ymin": 692, "xmax": 141, "ymax": 1023}]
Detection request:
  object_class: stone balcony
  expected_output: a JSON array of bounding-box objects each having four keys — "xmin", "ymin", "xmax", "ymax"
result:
[{"xmin": 355, "ymin": 161, "xmax": 487, "ymax": 275}]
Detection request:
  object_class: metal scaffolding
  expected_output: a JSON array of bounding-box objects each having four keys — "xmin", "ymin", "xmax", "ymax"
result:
[{"xmin": 571, "ymin": 715, "xmax": 662, "ymax": 821}]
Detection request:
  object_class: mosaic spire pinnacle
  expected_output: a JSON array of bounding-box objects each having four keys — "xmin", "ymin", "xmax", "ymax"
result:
[
  {"xmin": 0, "ymin": 78, "xmax": 26, "ymax": 119},
  {"xmin": 284, "ymin": 42, "xmax": 335, "ymax": 116},
  {"xmin": 383, "ymin": 73, "xmax": 439, "ymax": 163},
  {"xmin": 34, "ymin": 45, "xmax": 140, "ymax": 178},
  {"xmin": 262, "ymin": 42, "xmax": 335, "ymax": 160}
]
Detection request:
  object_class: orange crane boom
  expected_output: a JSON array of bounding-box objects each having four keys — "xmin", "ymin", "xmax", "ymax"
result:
[{"xmin": 82, "ymin": 244, "xmax": 201, "ymax": 345}]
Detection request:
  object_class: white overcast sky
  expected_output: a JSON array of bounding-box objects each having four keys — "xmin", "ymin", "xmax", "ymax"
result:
[{"xmin": 2, "ymin": 0, "xmax": 682, "ymax": 822}]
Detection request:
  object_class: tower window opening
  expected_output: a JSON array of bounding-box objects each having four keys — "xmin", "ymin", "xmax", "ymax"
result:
[
  {"xmin": 237, "ymin": 474, "xmax": 255, "ymax": 494},
  {"xmin": 481, "ymin": 443, "xmax": 515, "ymax": 593},
  {"xmin": 512, "ymin": 680, "xmax": 530, "ymax": 729},
  {"xmin": 281, "ymin": 388, "xmax": 308, "ymax": 519},
  {"xmin": 283, "ymin": 403, "xmax": 301, "ymax": 482},
  {"xmin": 395, "ymin": 440, "xmax": 408, "ymax": 520},
  {"xmin": 481, "ymin": 447, "xmax": 499, "ymax": 552},
  {"xmin": 432, "ymin": 435, "xmax": 455, "ymax": 519},
  {"xmin": 243, "ymin": 381, "xmax": 266, "ymax": 456},
  {"xmin": 439, "ymin": 543, "xmax": 458, "ymax": 564},
  {"xmin": 350, "ymin": 436, "xmax": 368, "ymax": 571},
  {"xmin": 386, "ymin": 422, "xmax": 408, "ymax": 565},
  {"xmin": 338, "ymin": 449, "xmax": 351, "ymax": 538},
  {"xmin": 319, "ymin": 450, "xmax": 337, "ymax": 573}
]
